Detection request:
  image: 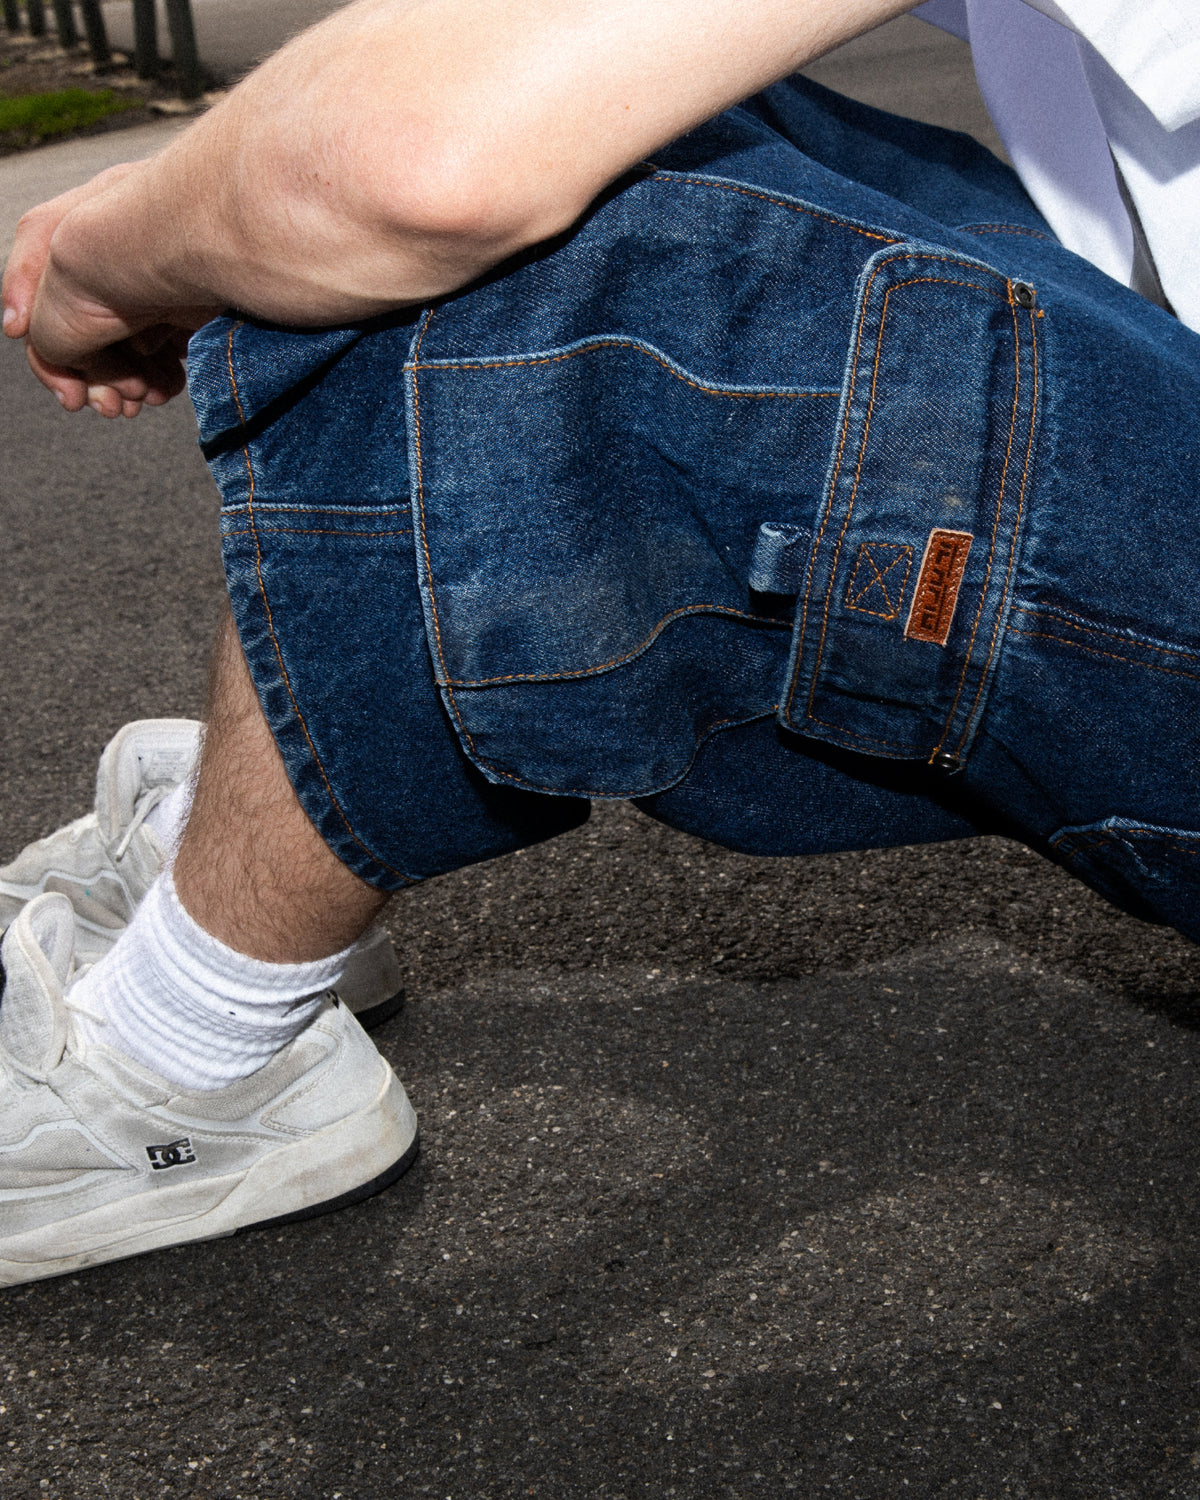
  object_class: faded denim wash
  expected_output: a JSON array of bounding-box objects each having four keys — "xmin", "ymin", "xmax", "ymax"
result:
[{"xmin": 188, "ymin": 77, "xmax": 1200, "ymax": 942}]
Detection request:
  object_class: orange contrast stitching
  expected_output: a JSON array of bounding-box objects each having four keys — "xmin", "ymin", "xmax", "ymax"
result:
[
  {"xmin": 844, "ymin": 542, "xmax": 912, "ymax": 620},
  {"xmin": 220, "ymin": 505, "xmax": 408, "ymax": 517},
  {"xmin": 953, "ymin": 297, "xmax": 1040, "ymax": 753},
  {"xmin": 790, "ymin": 255, "xmax": 1012, "ymax": 731},
  {"xmin": 448, "ymin": 706, "xmax": 781, "ymax": 799},
  {"xmin": 1053, "ymin": 828, "xmax": 1200, "ymax": 856},
  {"xmin": 790, "ymin": 264, "xmax": 886, "ymax": 701},
  {"xmin": 409, "ymin": 309, "xmax": 822, "ymax": 768},
  {"xmin": 410, "ymin": 337, "xmax": 839, "ymax": 402},
  {"xmin": 959, "ymin": 296, "xmax": 1040, "ymax": 749},
  {"xmin": 223, "ymin": 527, "xmax": 412, "ymax": 540},
  {"xmin": 1006, "ymin": 626, "xmax": 1200, "ymax": 682},
  {"xmin": 799, "ymin": 714, "xmax": 922, "ymax": 754},
  {"xmin": 650, "ymin": 172, "xmax": 899, "ymax": 244},
  {"xmin": 939, "ymin": 284, "xmax": 1030, "ymax": 758},
  {"xmin": 410, "ymin": 302, "xmax": 790, "ymax": 787},
  {"xmin": 445, "ymin": 604, "xmax": 786, "ymax": 689},
  {"xmin": 960, "ymin": 224, "xmax": 1054, "ymax": 241},
  {"xmin": 410, "ymin": 312, "xmax": 483, "ymax": 763},
  {"xmin": 226, "ymin": 323, "xmax": 413, "ymax": 883},
  {"xmin": 807, "ymin": 275, "xmax": 1005, "ymax": 721},
  {"xmin": 1011, "ymin": 607, "xmax": 1200, "ymax": 664}
]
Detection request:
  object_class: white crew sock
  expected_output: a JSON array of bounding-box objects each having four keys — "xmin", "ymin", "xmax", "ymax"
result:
[
  {"xmin": 70, "ymin": 867, "xmax": 353, "ymax": 1091},
  {"xmin": 143, "ymin": 777, "xmax": 194, "ymax": 854}
]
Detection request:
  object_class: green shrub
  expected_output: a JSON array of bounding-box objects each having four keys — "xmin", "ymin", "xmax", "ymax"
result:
[{"xmin": 0, "ymin": 87, "xmax": 142, "ymax": 145}]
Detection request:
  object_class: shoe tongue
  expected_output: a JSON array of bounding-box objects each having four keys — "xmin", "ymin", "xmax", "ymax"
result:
[
  {"xmin": 0, "ymin": 894, "xmax": 73, "ymax": 1074},
  {"xmin": 96, "ymin": 720, "xmax": 200, "ymax": 841}
]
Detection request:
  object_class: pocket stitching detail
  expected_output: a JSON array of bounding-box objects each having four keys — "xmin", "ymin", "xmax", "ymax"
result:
[{"xmin": 227, "ymin": 321, "xmax": 417, "ymax": 884}]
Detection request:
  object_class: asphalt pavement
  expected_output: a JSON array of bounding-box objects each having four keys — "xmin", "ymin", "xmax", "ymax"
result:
[{"xmin": 3, "ymin": 15, "xmax": 1200, "ymax": 1500}]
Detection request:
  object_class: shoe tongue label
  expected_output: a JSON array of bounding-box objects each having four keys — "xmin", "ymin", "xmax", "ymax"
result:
[{"xmin": 139, "ymin": 748, "xmax": 195, "ymax": 788}]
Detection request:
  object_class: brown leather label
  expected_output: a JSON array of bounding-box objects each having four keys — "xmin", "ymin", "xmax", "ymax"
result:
[{"xmin": 905, "ymin": 529, "xmax": 973, "ymax": 646}]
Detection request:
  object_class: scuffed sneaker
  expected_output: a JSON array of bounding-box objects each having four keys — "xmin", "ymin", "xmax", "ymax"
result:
[
  {"xmin": 0, "ymin": 893, "xmax": 418, "ymax": 1289},
  {"xmin": 0, "ymin": 719, "xmax": 405, "ymax": 1029}
]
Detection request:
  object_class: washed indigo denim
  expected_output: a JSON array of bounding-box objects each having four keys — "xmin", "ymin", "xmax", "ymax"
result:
[{"xmin": 188, "ymin": 76, "xmax": 1200, "ymax": 941}]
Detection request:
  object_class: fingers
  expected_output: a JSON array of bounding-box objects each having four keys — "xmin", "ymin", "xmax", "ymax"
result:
[
  {"xmin": 3, "ymin": 208, "xmax": 58, "ymax": 340},
  {"xmin": 24, "ymin": 333, "xmax": 188, "ymax": 417},
  {"xmin": 22, "ymin": 321, "xmax": 194, "ymax": 417},
  {"xmin": 2, "ymin": 164, "xmax": 142, "ymax": 339},
  {"xmin": 6, "ymin": 203, "xmax": 87, "ymax": 340},
  {"xmin": 3, "ymin": 158, "xmax": 216, "ymax": 417}
]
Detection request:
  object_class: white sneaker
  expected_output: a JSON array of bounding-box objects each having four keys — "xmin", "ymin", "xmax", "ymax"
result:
[
  {"xmin": 0, "ymin": 719, "xmax": 405, "ymax": 1029},
  {"xmin": 0, "ymin": 893, "xmax": 418, "ymax": 1288}
]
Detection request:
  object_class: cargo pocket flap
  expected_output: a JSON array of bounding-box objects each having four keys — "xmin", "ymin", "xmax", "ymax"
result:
[{"xmin": 782, "ymin": 246, "xmax": 1042, "ymax": 767}]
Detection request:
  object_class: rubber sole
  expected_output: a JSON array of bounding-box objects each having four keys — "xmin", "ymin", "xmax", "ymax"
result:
[
  {"xmin": 0, "ymin": 1066, "xmax": 417, "ymax": 1288},
  {"xmin": 352, "ymin": 987, "xmax": 406, "ymax": 1032},
  {"xmin": 253, "ymin": 1131, "xmax": 419, "ymax": 1231}
]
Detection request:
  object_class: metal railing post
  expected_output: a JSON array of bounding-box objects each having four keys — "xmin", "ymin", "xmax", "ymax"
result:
[
  {"xmin": 131, "ymin": 0, "xmax": 158, "ymax": 78},
  {"xmin": 24, "ymin": 0, "xmax": 47, "ymax": 37},
  {"xmin": 49, "ymin": 0, "xmax": 78, "ymax": 49},
  {"xmin": 164, "ymin": 0, "xmax": 201, "ymax": 100},
  {"xmin": 77, "ymin": 0, "xmax": 110, "ymax": 66}
]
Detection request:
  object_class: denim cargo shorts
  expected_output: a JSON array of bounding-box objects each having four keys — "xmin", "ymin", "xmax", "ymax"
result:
[{"xmin": 188, "ymin": 77, "xmax": 1200, "ymax": 942}]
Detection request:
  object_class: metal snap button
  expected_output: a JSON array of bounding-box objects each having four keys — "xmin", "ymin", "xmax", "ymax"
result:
[
  {"xmin": 931, "ymin": 751, "xmax": 962, "ymax": 774},
  {"xmin": 1012, "ymin": 281, "xmax": 1037, "ymax": 308}
]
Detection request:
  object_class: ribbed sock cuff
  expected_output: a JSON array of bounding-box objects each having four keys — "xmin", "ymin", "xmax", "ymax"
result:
[{"xmin": 71, "ymin": 868, "xmax": 354, "ymax": 1091}]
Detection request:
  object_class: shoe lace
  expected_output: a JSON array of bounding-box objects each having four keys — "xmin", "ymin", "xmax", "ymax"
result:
[
  {"xmin": 63, "ymin": 964, "xmax": 106, "ymax": 1029},
  {"xmin": 110, "ymin": 785, "xmax": 169, "ymax": 862}
]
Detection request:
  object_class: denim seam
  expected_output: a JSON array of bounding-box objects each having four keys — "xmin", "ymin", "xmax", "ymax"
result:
[
  {"xmin": 1052, "ymin": 830, "xmax": 1200, "ymax": 856},
  {"xmin": 1006, "ymin": 626, "xmax": 1200, "ymax": 682},
  {"xmin": 649, "ymin": 171, "xmax": 901, "ymax": 245},
  {"xmin": 442, "ymin": 605, "xmax": 789, "ymax": 689},
  {"xmin": 788, "ymin": 722, "xmax": 924, "ymax": 757},
  {"xmin": 409, "ymin": 336, "xmax": 839, "ymax": 402},
  {"xmin": 959, "ymin": 224, "xmax": 1055, "ymax": 241},
  {"xmin": 792, "ymin": 257, "xmax": 896, "ymax": 727},
  {"xmin": 221, "ymin": 504, "xmax": 410, "ymax": 518},
  {"xmin": 410, "ymin": 311, "xmax": 481, "ymax": 767},
  {"xmin": 225, "ymin": 321, "xmax": 416, "ymax": 885},
  {"xmin": 1010, "ymin": 606, "xmax": 1200, "ymax": 663},
  {"xmin": 408, "ymin": 306, "xmax": 806, "ymax": 787},
  {"xmin": 223, "ymin": 527, "xmax": 413, "ymax": 539},
  {"xmin": 793, "ymin": 256, "xmax": 1011, "ymax": 753},
  {"xmin": 844, "ymin": 543, "xmax": 912, "ymax": 620},
  {"xmin": 944, "ymin": 287, "xmax": 1040, "ymax": 759},
  {"xmin": 440, "ymin": 705, "xmax": 781, "ymax": 800}
]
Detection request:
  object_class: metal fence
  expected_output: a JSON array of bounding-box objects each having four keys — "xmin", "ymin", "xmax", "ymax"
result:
[{"xmin": 3, "ymin": 0, "xmax": 204, "ymax": 99}]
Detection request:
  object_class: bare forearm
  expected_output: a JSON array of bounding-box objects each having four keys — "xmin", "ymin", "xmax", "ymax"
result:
[{"xmin": 46, "ymin": 0, "xmax": 920, "ymax": 329}]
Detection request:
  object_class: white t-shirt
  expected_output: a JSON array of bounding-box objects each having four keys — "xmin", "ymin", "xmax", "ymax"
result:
[{"xmin": 914, "ymin": 0, "xmax": 1200, "ymax": 330}]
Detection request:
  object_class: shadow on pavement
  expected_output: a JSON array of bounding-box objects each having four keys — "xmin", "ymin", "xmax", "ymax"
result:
[{"xmin": 2, "ymin": 19, "xmax": 1199, "ymax": 1500}]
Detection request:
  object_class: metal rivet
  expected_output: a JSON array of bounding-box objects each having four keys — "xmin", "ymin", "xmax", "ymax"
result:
[
  {"xmin": 1012, "ymin": 281, "xmax": 1037, "ymax": 308},
  {"xmin": 931, "ymin": 751, "xmax": 962, "ymax": 774}
]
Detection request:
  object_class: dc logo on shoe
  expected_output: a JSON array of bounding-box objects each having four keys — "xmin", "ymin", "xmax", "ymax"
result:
[{"xmin": 146, "ymin": 1138, "xmax": 198, "ymax": 1170}]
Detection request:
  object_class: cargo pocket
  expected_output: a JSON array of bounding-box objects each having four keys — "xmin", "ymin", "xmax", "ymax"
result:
[
  {"xmin": 782, "ymin": 246, "xmax": 1043, "ymax": 770},
  {"xmin": 406, "ymin": 326, "xmax": 838, "ymax": 798},
  {"xmin": 1050, "ymin": 819, "xmax": 1200, "ymax": 940}
]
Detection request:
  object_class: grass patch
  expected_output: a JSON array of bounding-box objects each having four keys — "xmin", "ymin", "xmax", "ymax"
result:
[{"xmin": 0, "ymin": 87, "xmax": 143, "ymax": 146}]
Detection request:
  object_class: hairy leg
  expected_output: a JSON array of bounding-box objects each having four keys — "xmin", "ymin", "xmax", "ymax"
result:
[{"xmin": 172, "ymin": 605, "xmax": 386, "ymax": 963}]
